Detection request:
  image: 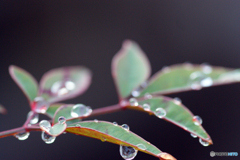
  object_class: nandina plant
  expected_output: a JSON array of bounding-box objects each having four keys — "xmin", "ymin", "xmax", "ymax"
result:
[{"xmin": 1, "ymin": 40, "xmax": 240, "ymax": 160}]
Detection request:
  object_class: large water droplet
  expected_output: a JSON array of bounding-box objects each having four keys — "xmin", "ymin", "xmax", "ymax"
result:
[
  {"xmin": 121, "ymin": 124, "xmax": 130, "ymax": 131},
  {"xmin": 33, "ymin": 97, "xmax": 48, "ymax": 113},
  {"xmin": 39, "ymin": 120, "xmax": 51, "ymax": 132},
  {"xmin": 129, "ymin": 98, "xmax": 138, "ymax": 106},
  {"xmin": 113, "ymin": 122, "xmax": 118, "ymax": 126},
  {"xmin": 136, "ymin": 144, "xmax": 146, "ymax": 150},
  {"xmin": 142, "ymin": 103, "xmax": 150, "ymax": 111},
  {"xmin": 71, "ymin": 104, "xmax": 92, "ymax": 118},
  {"xmin": 199, "ymin": 138, "xmax": 210, "ymax": 147},
  {"xmin": 201, "ymin": 63, "xmax": 212, "ymax": 74},
  {"xmin": 58, "ymin": 116, "xmax": 66, "ymax": 124},
  {"xmin": 41, "ymin": 131, "xmax": 56, "ymax": 144},
  {"xmin": 120, "ymin": 145, "xmax": 138, "ymax": 160},
  {"xmin": 173, "ymin": 97, "xmax": 182, "ymax": 105},
  {"xmin": 27, "ymin": 111, "xmax": 39, "ymax": 124},
  {"xmin": 15, "ymin": 132, "xmax": 30, "ymax": 140},
  {"xmin": 193, "ymin": 115, "xmax": 202, "ymax": 125},
  {"xmin": 190, "ymin": 133, "xmax": 197, "ymax": 138},
  {"xmin": 154, "ymin": 108, "xmax": 166, "ymax": 118},
  {"xmin": 51, "ymin": 81, "xmax": 76, "ymax": 96},
  {"xmin": 200, "ymin": 77, "xmax": 213, "ymax": 87}
]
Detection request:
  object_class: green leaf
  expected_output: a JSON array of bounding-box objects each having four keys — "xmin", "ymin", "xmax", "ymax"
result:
[
  {"xmin": 39, "ymin": 66, "xmax": 92, "ymax": 103},
  {"xmin": 127, "ymin": 96, "xmax": 212, "ymax": 144},
  {"xmin": 112, "ymin": 40, "xmax": 151, "ymax": 99},
  {"xmin": 45, "ymin": 103, "xmax": 66, "ymax": 118},
  {"xmin": 66, "ymin": 121, "xmax": 176, "ymax": 159},
  {"xmin": 52, "ymin": 104, "xmax": 75, "ymax": 124},
  {"xmin": 39, "ymin": 120, "xmax": 67, "ymax": 136},
  {"xmin": 9, "ymin": 65, "xmax": 38, "ymax": 102},
  {"xmin": 139, "ymin": 63, "xmax": 240, "ymax": 96}
]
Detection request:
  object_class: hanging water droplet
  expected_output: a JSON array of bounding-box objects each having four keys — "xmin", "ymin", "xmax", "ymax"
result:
[
  {"xmin": 193, "ymin": 115, "xmax": 202, "ymax": 125},
  {"xmin": 33, "ymin": 97, "xmax": 48, "ymax": 113},
  {"xmin": 144, "ymin": 93, "xmax": 152, "ymax": 99},
  {"xmin": 142, "ymin": 103, "xmax": 150, "ymax": 111},
  {"xmin": 129, "ymin": 98, "xmax": 138, "ymax": 106},
  {"xmin": 199, "ymin": 138, "xmax": 210, "ymax": 147},
  {"xmin": 58, "ymin": 116, "xmax": 66, "ymax": 124},
  {"xmin": 136, "ymin": 144, "xmax": 146, "ymax": 150},
  {"xmin": 113, "ymin": 122, "xmax": 118, "ymax": 126},
  {"xmin": 101, "ymin": 137, "xmax": 106, "ymax": 142},
  {"xmin": 154, "ymin": 108, "xmax": 166, "ymax": 118},
  {"xmin": 121, "ymin": 124, "xmax": 130, "ymax": 131},
  {"xmin": 173, "ymin": 97, "xmax": 182, "ymax": 105},
  {"xmin": 41, "ymin": 131, "xmax": 56, "ymax": 144},
  {"xmin": 15, "ymin": 132, "xmax": 30, "ymax": 140},
  {"xmin": 71, "ymin": 104, "xmax": 92, "ymax": 118},
  {"xmin": 200, "ymin": 77, "xmax": 213, "ymax": 87},
  {"xmin": 201, "ymin": 63, "xmax": 212, "ymax": 74},
  {"xmin": 131, "ymin": 88, "xmax": 140, "ymax": 97},
  {"xmin": 190, "ymin": 133, "xmax": 197, "ymax": 138},
  {"xmin": 39, "ymin": 120, "xmax": 51, "ymax": 132},
  {"xmin": 27, "ymin": 111, "xmax": 39, "ymax": 124},
  {"xmin": 119, "ymin": 145, "xmax": 138, "ymax": 160},
  {"xmin": 94, "ymin": 119, "xmax": 99, "ymax": 123}
]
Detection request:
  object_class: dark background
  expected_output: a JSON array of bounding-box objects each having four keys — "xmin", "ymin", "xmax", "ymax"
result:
[{"xmin": 0, "ymin": 1, "xmax": 240, "ymax": 160}]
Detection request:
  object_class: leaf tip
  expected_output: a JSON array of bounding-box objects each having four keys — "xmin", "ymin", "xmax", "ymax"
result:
[{"xmin": 158, "ymin": 152, "xmax": 177, "ymax": 160}]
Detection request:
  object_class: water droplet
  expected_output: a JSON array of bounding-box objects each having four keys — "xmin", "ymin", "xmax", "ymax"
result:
[
  {"xmin": 191, "ymin": 83, "xmax": 202, "ymax": 90},
  {"xmin": 201, "ymin": 63, "xmax": 212, "ymax": 74},
  {"xmin": 41, "ymin": 131, "xmax": 56, "ymax": 144},
  {"xmin": 173, "ymin": 97, "xmax": 182, "ymax": 105},
  {"xmin": 144, "ymin": 93, "xmax": 152, "ymax": 99},
  {"xmin": 142, "ymin": 103, "xmax": 150, "ymax": 111},
  {"xmin": 75, "ymin": 124, "xmax": 81, "ymax": 127},
  {"xmin": 136, "ymin": 144, "xmax": 146, "ymax": 150},
  {"xmin": 71, "ymin": 104, "xmax": 92, "ymax": 118},
  {"xmin": 193, "ymin": 116, "xmax": 202, "ymax": 125},
  {"xmin": 94, "ymin": 119, "xmax": 99, "ymax": 123},
  {"xmin": 141, "ymin": 81, "xmax": 148, "ymax": 88},
  {"xmin": 129, "ymin": 98, "xmax": 138, "ymax": 106},
  {"xmin": 131, "ymin": 89, "xmax": 140, "ymax": 97},
  {"xmin": 120, "ymin": 145, "xmax": 138, "ymax": 160},
  {"xmin": 101, "ymin": 137, "xmax": 106, "ymax": 142},
  {"xmin": 51, "ymin": 81, "xmax": 76, "ymax": 96},
  {"xmin": 33, "ymin": 97, "xmax": 48, "ymax": 113},
  {"xmin": 184, "ymin": 62, "xmax": 193, "ymax": 70},
  {"xmin": 65, "ymin": 81, "xmax": 76, "ymax": 90},
  {"xmin": 113, "ymin": 122, "xmax": 118, "ymax": 126},
  {"xmin": 154, "ymin": 108, "xmax": 166, "ymax": 118},
  {"xmin": 162, "ymin": 66, "xmax": 171, "ymax": 73},
  {"xmin": 190, "ymin": 133, "xmax": 197, "ymax": 138},
  {"xmin": 58, "ymin": 116, "xmax": 66, "ymax": 124},
  {"xmin": 121, "ymin": 124, "xmax": 130, "ymax": 131},
  {"xmin": 27, "ymin": 111, "xmax": 39, "ymax": 124},
  {"xmin": 15, "ymin": 132, "xmax": 30, "ymax": 140},
  {"xmin": 200, "ymin": 77, "xmax": 213, "ymax": 87},
  {"xmin": 39, "ymin": 120, "xmax": 51, "ymax": 132},
  {"xmin": 199, "ymin": 138, "xmax": 210, "ymax": 147}
]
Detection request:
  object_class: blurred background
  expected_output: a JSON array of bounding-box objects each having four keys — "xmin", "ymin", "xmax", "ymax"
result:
[{"xmin": 0, "ymin": 1, "xmax": 240, "ymax": 160}]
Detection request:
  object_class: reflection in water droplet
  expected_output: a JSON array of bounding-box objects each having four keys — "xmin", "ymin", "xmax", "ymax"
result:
[
  {"xmin": 27, "ymin": 111, "xmax": 39, "ymax": 124},
  {"xmin": 200, "ymin": 77, "xmax": 213, "ymax": 87},
  {"xmin": 33, "ymin": 97, "xmax": 48, "ymax": 113},
  {"xmin": 58, "ymin": 116, "xmax": 66, "ymax": 124},
  {"xmin": 193, "ymin": 116, "xmax": 202, "ymax": 125},
  {"xmin": 15, "ymin": 132, "xmax": 30, "ymax": 140},
  {"xmin": 39, "ymin": 120, "xmax": 51, "ymax": 132},
  {"xmin": 41, "ymin": 131, "xmax": 56, "ymax": 144},
  {"xmin": 201, "ymin": 63, "xmax": 212, "ymax": 74},
  {"xmin": 142, "ymin": 103, "xmax": 150, "ymax": 111},
  {"xmin": 154, "ymin": 108, "xmax": 166, "ymax": 118},
  {"xmin": 120, "ymin": 145, "xmax": 138, "ymax": 160},
  {"xmin": 190, "ymin": 133, "xmax": 197, "ymax": 138},
  {"xmin": 144, "ymin": 93, "xmax": 152, "ymax": 99},
  {"xmin": 173, "ymin": 97, "xmax": 182, "ymax": 105},
  {"xmin": 129, "ymin": 98, "xmax": 138, "ymax": 106},
  {"xmin": 113, "ymin": 122, "xmax": 118, "ymax": 126},
  {"xmin": 136, "ymin": 144, "xmax": 146, "ymax": 150},
  {"xmin": 71, "ymin": 104, "xmax": 92, "ymax": 118},
  {"xmin": 121, "ymin": 124, "xmax": 130, "ymax": 131},
  {"xmin": 199, "ymin": 138, "xmax": 210, "ymax": 146}
]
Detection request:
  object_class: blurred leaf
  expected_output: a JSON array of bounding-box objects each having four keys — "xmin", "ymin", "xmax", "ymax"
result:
[
  {"xmin": 112, "ymin": 40, "xmax": 151, "ymax": 99},
  {"xmin": 139, "ymin": 63, "xmax": 240, "ymax": 96},
  {"xmin": 39, "ymin": 66, "xmax": 92, "ymax": 103},
  {"xmin": 127, "ymin": 96, "xmax": 212, "ymax": 144},
  {"xmin": 9, "ymin": 65, "xmax": 38, "ymax": 102},
  {"xmin": 66, "ymin": 121, "xmax": 174, "ymax": 159},
  {"xmin": 0, "ymin": 104, "xmax": 7, "ymax": 114}
]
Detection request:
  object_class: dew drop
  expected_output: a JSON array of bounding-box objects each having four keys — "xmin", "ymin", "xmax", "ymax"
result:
[
  {"xmin": 39, "ymin": 120, "xmax": 51, "ymax": 132},
  {"xmin": 199, "ymin": 138, "xmax": 210, "ymax": 147},
  {"xmin": 136, "ymin": 144, "xmax": 146, "ymax": 150},
  {"xmin": 119, "ymin": 145, "xmax": 138, "ymax": 160},
  {"xmin": 193, "ymin": 115, "xmax": 202, "ymax": 125},
  {"xmin": 113, "ymin": 122, "xmax": 118, "ymax": 126},
  {"xmin": 15, "ymin": 132, "xmax": 30, "ymax": 140},
  {"xmin": 154, "ymin": 108, "xmax": 166, "ymax": 118},
  {"xmin": 173, "ymin": 97, "xmax": 182, "ymax": 105},
  {"xmin": 121, "ymin": 124, "xmax": 130, "ymax": 131},
  {"xmin": 94, "ymin": 119, "xmax": 99, "ymax": 123},
  {"xmin": 71, "ymin": 104, "xmax": 92, "ymax": 118},
  {"xmin": 141, "ymin": 81, "xmax": 148, "ymax": 88},
  {"xmin": 200, "ymin": 77, "xmax": 213, "ymax": 87},
  {"xmin": 191, "ymin": 83, "xmax": 202, "ymax": 90},
  {"xmin": 131, "ymin": 89, "xmax": 140, "ymax": 97},
  {"xmin": 33, "ymin": 97, "xmax": 48, "ymax": 113},
  {"xmin": 51, "ymin": 81, "xmax": 76, "ymax": 96},
  {"xmin": 162, "ymin": 66, "xmax": 171, "ymax": 73},
  {"xmin": 129, "ymin": 98, "xmax": 138, "ymax": 106},
  {"xmin": 144, "ymin": 93, "xmax": 152, "ymax": 99},
  {"xmin": 101, "ymin": 137, "xmax": 106, "ymax": 142},
  {"xmin": 201, "ymin": 63, "xmax": 212, "ymax": 74},
  {"xmin": 27, "ymin": 111, "xmax": 39, "ymax": 124},
  {"xmin": 58, "ymin": 116, "xmax": 66, "ymax": 124},
  {"xmin": 142, "ymin": 103, "xmax": 150, "ymax": 111},
  {"xmin": 65, "ymin": 81, "xmax": 76, "ymax": 90},
  {"xmin": 190, "ymin": 133, "xmax": 197, "ymax": 138},
  {"xmin": 41, "ymin": 131, "xmax": 56, "ymax": 144},
  {"xmin": 75, "ymin": 124, "xmax": 81, "ymax": 128}
]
